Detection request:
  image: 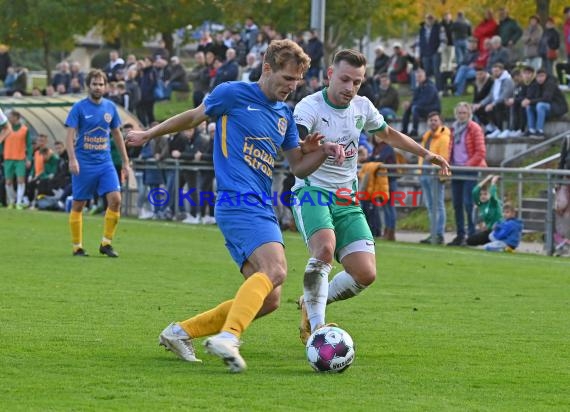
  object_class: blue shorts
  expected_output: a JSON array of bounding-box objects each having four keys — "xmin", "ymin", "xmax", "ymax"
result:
[
  {"xmin": 215, "ymin": 202, "xmax": 283, "ymax": 269},
  {"xmin": 72, "ymin": 161, "xmax": 120, "ymax": 201}
]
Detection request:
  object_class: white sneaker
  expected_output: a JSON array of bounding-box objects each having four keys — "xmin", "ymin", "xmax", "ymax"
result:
[
  {"xmin": 52, "ymin": 188, "xmax": 64, "ymax": 198},
  {"xmin": 201, "ymin": 215, "xmax": 216, "ymax": 225},
  {"xmin": 498, "ymin": 129, "xmax": 511, "ymax": 138},
  {"xmin": 486, "ymin": 129, "xmax": 501, "ymax": 138},
  {"xmin": 158, "ymin": 322, "xmax": 202, "ymax": 362},
  {"xmin": 510, "ymin": 130, "xmax": 523, "ymax": 138},
  {"xmin": 204, "ymin": 334, "xmax": 246, "ymax": 373},
  {"xmin": 182, "ymin": 215, "xmax": 200, "ymax": 224},
  {"xmin": 138, "ymin": 209, "xmax": 154, "ymax": 220},
  {"xmin": 485, "ymin": 124, "xmax": 495, "ymax": 134}
]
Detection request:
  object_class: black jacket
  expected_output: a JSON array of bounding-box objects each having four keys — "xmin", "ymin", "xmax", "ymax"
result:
[
  {"xmin": 473, "ymin": 76, "xmax": 493, "ymax": 104},
  {"xmin": 526, "ymin": 75, "xmax": 568, "ymax": 117}
]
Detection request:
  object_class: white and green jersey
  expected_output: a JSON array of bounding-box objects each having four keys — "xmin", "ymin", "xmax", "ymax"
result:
[{"xmin": 292, "ymin": 88, "xmax": 387, "ymax": 192}]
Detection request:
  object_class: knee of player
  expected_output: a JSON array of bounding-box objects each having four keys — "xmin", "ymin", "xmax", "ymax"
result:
[
  {"xmin": 360, "ymin": 269, "xmax": 377, "ymax": 286},
  {"xmin": 262, "ymin": 263, "xmax": 287, "ymax": 287},
  {"xmin": 311, "ymin": 244, "xmax": 335, "ymax": 264},
  {"xmin": 352, "ymin": 266, "xmax": 377, "ymax": 286}
]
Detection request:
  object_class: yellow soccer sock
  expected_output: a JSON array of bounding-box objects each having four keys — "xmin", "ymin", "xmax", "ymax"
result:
[
  {"xmin": 221, "ymin": 272, "xmax": 274, "ymax": 339},
  {"xmin": 69, "ymin": 210, "xmax": 83, "ymax": 251},
  {"xmin": 180, "ymin": 300, "xmax": 234, "ymax": 338},
  {"xmin": 102, "ymin": 209, "xmax": 120, "ymax": 246}
]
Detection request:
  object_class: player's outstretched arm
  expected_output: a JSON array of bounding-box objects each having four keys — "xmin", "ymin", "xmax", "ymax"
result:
[
  {"xmin": 126, "ymin": 104, "xmax": 209, "ymax": 147},
  {"xmin": 376, "ymin": 126, "xmax": 451, "ymax": 175}
]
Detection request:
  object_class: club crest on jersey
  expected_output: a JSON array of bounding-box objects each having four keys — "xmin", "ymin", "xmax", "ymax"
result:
[
  {"xmin": 277, "ymin": 117, "xmax": 287, "ymax": 136},
  {"xmin": 104, "ymin": 113, "xmax": 113, "ymax": 123},
  {"xmin": 355, "ymin": 115, "xmax": 364, "ymax": 130}
]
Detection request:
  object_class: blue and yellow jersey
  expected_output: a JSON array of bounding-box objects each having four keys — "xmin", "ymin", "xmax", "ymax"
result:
[
  {"xmin": 65, "ymin": 98, "xmax": 121, "ymax": 165},
  {"xmin": 204, "ymin": 82, "xmax": 299, "ymax": 198}
]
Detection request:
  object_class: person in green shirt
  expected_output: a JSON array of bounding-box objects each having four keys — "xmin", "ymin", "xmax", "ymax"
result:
[
  {"xmin": 29, "ymin": 146, "xmax": 61, "ymax": 200},
  {"xmin": 467, "ymin": 174, "xmax": 503, "ymax": 246},
  {"xmin": 38, "ymin": 147, "xmax": 60, "ymax": 179}
]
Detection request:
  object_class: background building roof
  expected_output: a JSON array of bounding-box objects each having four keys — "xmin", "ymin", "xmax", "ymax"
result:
[{"xmin": 0, "ymin": 95, "xmax": 141, "ymax": 143}]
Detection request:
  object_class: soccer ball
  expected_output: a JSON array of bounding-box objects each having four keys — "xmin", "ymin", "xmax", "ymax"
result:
[{"xmin": 305, "ymin": 326, "xmax": 355, "ymax": 373}]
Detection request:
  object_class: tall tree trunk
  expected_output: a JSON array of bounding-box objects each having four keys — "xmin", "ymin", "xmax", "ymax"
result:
[
  {"xmin": 162, "ymin": 32, "xmax": 174, "ymax": 58},
  {"xmin": 536, "ymin": 0, "xmax": 550, "ymax": 26},
  {"xmin": 43, "ymin": 36, "xmax": 51, "ymax": 85}
]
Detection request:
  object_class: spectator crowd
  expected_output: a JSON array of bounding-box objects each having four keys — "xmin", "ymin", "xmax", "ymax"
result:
[{"xmin": 1, "ymin": 11, "xmax": 569, "ymax": 253}]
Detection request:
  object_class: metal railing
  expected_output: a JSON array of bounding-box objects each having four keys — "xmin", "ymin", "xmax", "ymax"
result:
[
  {"xmin": 501, "ymin": 132, "xmax": 568, "ymax": 167},
  {"xmin": 126, "ymin": 160, "xmax": 570, "ymax": 256},
  {"xmin": 500, "ymin": 132, "xmax": 566, "ymax": 236},
  {"xmin": 525, "ymin": 154, "xmax": 560, "ymax": 170}
]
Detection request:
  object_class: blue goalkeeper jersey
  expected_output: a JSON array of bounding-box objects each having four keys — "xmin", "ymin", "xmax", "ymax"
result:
[
  {"xmin": 204, "ymin": 81, "xmax": 299, "ymax": 200},
  {"xmin": 65, "ymin": 97, "xmax": 121, "ymax": 165}
]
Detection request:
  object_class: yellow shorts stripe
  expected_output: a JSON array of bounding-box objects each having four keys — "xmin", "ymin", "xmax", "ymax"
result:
[{"xmin": 221, "ymin": 115, "xmax": 228, "ymax": 158}]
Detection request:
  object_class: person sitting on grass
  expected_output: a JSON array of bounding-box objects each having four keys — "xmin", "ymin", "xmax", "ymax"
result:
[
  {"xmin": 466, "ymin": 174, "xmax": 503, "ymax": 246},
  {"xmin": 483, "ymin": 203, "xmax": 523, "ymax": 252}
]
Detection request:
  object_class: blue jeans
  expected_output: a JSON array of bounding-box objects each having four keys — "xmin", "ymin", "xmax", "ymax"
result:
[
  {"xmin": 361, "ymin": 200, "xmax": 381, "ymax": 237},
  {"xmin": 526, "ymin": 102, "xmax": 551, "ymax": 132},
  {"xmin": 453, "ymin": 65, "xmax": 475, "ymax": 96},
  {"xmin": 454, "ymin": 39, "xmax": 468, "ymax": 67},
  {"xmin": 383, "ymin": 201, "xmax": 397, "ymax": 230},
  {"xmin": 450, "ymin": 172, "xmax": 477, "ymax": 238},
  {"xmin": 484, "ymin": 233, "xmax": 509, "ymax": 251},
  {"xmin": 421, "ymin": 54, "xmax": 442, "ymax": 90},
  {"xmin": 544, "ymin": 58, "xmax": 554, "ymax": 76},
  {"xmin": 420, "ymin": 174, "xmax": 446, "ymax": 236},
  {"xmin": 383, "ymin": 180, "xmax": 398, "ymax": 230}
]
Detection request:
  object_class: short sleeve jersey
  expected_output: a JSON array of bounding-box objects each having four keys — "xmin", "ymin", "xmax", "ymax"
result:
[
  {"xmin": 65, "ymin": 97, "xmax": 121, "ymax": 165},
  {"xmin": 293, "ymin": 89, "xmax": 386, "ymax": 192},
  {"xmin": 204, "ymin": 81, "xmax": 299, "ymax": 199}
]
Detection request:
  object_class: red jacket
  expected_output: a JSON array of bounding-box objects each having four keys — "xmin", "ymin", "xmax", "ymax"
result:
[
  {"xmin": 474, "ymin": 18, "xmax": 498, "ymax": 52},
  {"xmin": 449, "ymin": 120, "xmax": 487, "ymax": 167},
  {"xmin": 564, "ymin": 19, "xmax": 570, "ymax": 54}
]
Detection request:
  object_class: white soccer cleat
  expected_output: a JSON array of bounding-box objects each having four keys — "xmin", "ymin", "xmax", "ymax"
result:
[
  {"xmin": 159, "ymin": 322, "xmax": 202, "ymax": 362},
  {"xmin": 204, "ymin": 334, "xmax": 246, "ymax": 373}
]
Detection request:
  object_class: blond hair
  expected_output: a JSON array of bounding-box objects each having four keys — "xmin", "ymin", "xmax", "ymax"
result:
[{"xmin": 263, "ymin": 39, "xmax": 310, "ymax": 74}]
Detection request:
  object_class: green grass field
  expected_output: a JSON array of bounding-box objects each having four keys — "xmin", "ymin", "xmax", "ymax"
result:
[{"xmin": 1, "ymin": 209, "xmax": 569, "ymax": 411}]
